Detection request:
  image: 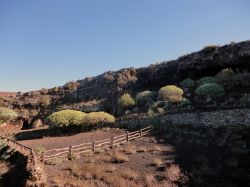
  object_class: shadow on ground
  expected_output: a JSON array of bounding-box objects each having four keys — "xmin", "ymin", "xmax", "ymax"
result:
[
  {"xmin": 0, "ymin": 140, "xmax": 28, "ymax": 187},
  {"xmin": 155, "ymin": 129, "xmax": 250, "ymax": 187}
]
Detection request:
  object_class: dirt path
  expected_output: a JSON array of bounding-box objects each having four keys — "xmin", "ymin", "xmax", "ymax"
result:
[{"xmin": 18, "ymin": 128, "xmax": 126, "ymax": 149}]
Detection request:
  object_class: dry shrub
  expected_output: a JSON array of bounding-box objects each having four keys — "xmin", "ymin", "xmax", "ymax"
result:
[
  {"xmin": 149, "ymin": 145, "xmax": 162, "ymax": 152},
  {"xmin": 136, "ymin": 146, "xmax": 148, "ymax": 152},
  {"xmin": 152, "ymin": 158, "xmax": 162, "ymax": 167},
  {"xmin": 99, "ymin": 154, "xmax": 113, "ymax": 163},
  {"xmin": 113, "ymin": 151, "xmax": 129, "ymax": 163},
  {"xmin": 105, "ymin": 165, "xmax": 116, "ymax": 173},
  {"xmin": 144, "ymin": 173, "xmax": 156, "ymax": 187},
  {"xmin": 165, "ymin": 164, "xmax": 182, "ymax": 182},
  {"xmin": 122, "ymin": 144, "xmax": 136, "ymax": 154},
  {"xmin": 120, "ymin": 168, "xmax": 139, "ymax": 180}
]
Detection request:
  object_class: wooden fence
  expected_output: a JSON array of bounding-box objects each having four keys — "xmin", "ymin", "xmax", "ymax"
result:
[{"xmin": 42, "ymin": 126, "xmax": 151, "ymax": 162}]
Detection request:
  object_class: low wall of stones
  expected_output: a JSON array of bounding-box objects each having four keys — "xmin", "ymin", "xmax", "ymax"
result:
[
  {"xmin": 117, "ymin": 108, "xmax": 250, "ymax": 156},
  {"xmin": 118, "ymin": 109, "xmax": 250, "ymax": 129}
]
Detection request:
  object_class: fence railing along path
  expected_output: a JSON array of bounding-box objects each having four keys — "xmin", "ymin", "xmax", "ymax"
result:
[{"xmin": 42, "ymin": 126, "xmax": 151, "ymax": 162}]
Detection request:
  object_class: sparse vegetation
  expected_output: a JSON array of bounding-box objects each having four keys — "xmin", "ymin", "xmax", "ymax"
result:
[
  {"xmin": 152, "ymin": 157, "xmax": 162, "ymax": 167},
  {"xmin": 158, "ymin": 85, "xmax": 184, "ymax": 103},
  {"xmin": 0, "ymin": 107, "xmax": 17, "ymax": 125},
  {"xmin": 112, "ymin": 151, "xmax": 129, "ymax": 163}
]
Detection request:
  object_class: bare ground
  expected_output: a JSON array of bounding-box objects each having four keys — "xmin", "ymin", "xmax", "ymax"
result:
[{"xmin": 18, "ymin": 128, "xmax": 126, "ymax": 150}]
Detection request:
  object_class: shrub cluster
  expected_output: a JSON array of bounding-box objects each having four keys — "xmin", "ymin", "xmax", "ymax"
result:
[
  {"xmin": 0, "ymin": 107, "xmax": 17, "ymax": 125},
  {"xmin": 197, "ymin": 76, "xmax": 216, "ymax": 86},
  {"xmin": 158, "ymin": 85, "xmax": 183, "ymax": 103},
  {"xmin": 46, "ymin": 110, "xmax": 86, "ymax": 128},
  {"xmin": 179, "ymin": 78, "xmax": 195, "ymax": 89},
  {"xmin": 135, "ymin": 90, "xmax": 153, "ymax": 104},
  {"xmin": 117, "ymin": 93, "xmax": 135, "ymax": 110},
  {"xmin": 195, "ymin": 83, "xmax": 225, "ymax": 98},
  {"xmin": 46, "ymin": 110, "xmax": 115, "ymax": 129},
  {"xmin": 215, "ymin": 68, "xmax": 236, "ymax": 90},
  {"xmin": 82, "ymin": 112, "xmax": 115, "ymax": 126}
]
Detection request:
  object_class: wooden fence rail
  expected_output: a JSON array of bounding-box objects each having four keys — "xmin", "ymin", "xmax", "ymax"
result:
[{"xmin": 42, "ymin": 126, "xmax": 151, "ymax": 161}]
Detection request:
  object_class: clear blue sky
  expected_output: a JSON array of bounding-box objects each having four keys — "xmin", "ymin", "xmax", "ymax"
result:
[{"xmin": 0, "ymin": 0, "xmax": 249, "ymax": 92}]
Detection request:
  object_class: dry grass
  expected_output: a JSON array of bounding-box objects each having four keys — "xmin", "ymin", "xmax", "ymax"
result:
[
  {"xmin": 149, "ymin": 145, "xmax": 162, "ymax": 152},
  {"xmin": 120, "ymin": 168, "xmax": 139, "ymax": 180},
  {"xmin": 136, "ymin": 146, "xmax": 148, "ymax": 152},
  {"xmin": 165, "ymin": 164, "xmax": 182, "ymax": 182},
  {"xmin": 152, "ymin": 157, "xmax": 162, "ymax": 167},
  {"xmin": 112, "ymin": 151, "xmax": 129, "ymax": 163},
  {"xmin": 144, "ymin": 173, "xmax": 156, "ymax": 187},
  {"xmin": 122, "ymin": 144, "xmax": 137, "ymax": 154}
]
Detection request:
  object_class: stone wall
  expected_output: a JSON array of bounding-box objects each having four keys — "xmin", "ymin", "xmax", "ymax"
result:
[{"xmin": 118, "ymin": 109, "xmax": 250, "ymax": 129}]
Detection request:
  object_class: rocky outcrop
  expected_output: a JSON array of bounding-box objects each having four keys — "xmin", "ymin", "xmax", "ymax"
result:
[{"xmin": 1, "ymin": 40, "xmax": 250, "ymax": 125}]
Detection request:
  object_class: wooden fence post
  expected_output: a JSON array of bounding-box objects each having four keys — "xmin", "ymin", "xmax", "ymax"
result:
[
  {"xmin": 42, "ymin": 151, "xmax": 45, "ymax": 164},
  {"xmin": 140, "ymin": 129, "xmax": 142, "ymax": 137},
  {"xmin": 92, "ymin": 141, "xmax": 95, "ymax": 152},
  {"xmin": 126, "ymin": 131, "xmax": 129, "ymax": 143},
  {"xmin": 111, "ymin": 136, "xmax": 114, "ymax": 147},
  {"xmin": 69, "ymin": 145, "xmax": 73, "ymax": 159}
]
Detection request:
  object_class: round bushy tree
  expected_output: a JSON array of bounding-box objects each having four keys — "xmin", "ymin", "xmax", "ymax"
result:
[
  {"xmin": 135, "ymin": 90, "xmax": 153, "ymax": 104},
  {"xmin": 82, "ymin": 112, "xmax": 115, "ymax": 126},
  {"xmin": 180, "ymin": 78, "xmax": 195, "ymax": 89},
  {"xmin": 195, "ymin": 83, "xmax": 225, "ymax": 98},
  {"xmin": 158, "ymin": 85, "xmax": 184, "ymax": 103},
  {"xmin": 0, "ymin": 107, "xmax": 17, "ymax": 125},
  {"xmin": 215, "ymin": 68, "xmax": 236, "ymax": 90},
  {"xmin": 117, "ymin": 93, "xmax": 135, "ymax": 109},
  {"xmin": 46, "ymin": 110, "xmax": 86, "ymax": 128},
  {"xmin": 197, "ymin": 76, "xmax": 216, "ymax": 86}
]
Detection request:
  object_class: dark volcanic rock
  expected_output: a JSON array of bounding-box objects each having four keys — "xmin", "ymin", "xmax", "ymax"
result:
[{"xmin": 1, "ymin": 40, "xmax": 250, "ymax": 125}]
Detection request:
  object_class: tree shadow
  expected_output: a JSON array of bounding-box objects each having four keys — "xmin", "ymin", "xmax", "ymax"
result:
[
  {"xmin": 0, "ymin": 142, "xmax": 28, "ymax": 187},
  {"xmin": 14, "ymin": 125, "xmax": 109, "ymax": 140}
]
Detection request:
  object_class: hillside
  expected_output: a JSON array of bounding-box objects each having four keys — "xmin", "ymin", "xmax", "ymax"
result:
[{"xmin": 0, "ymin": 40, "xmax": 250, "ymax": 128}]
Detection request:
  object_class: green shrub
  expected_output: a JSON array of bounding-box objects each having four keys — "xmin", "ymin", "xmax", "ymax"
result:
[
  {"xmin": 46, "ymin": 110, "xmax": 86, "ymax": 128},
  {"xmin": 135, "ymin": 90, "xmax": 153, "ymax": 104},
  {"xmin": 158, "ymin": 85, "xmax": 184, "ymax": 103},
  {"xmin": 215, "ymin": 68, "xmax": 236, "ymax": 89},
  {"xmin": 180, "ymin": 78, "xmax": 195, "ymax": 89},
  {"xmin": 117, "ymin": 93, "xmax": 135, "ymax": 109},
  {"xmin": 0, "ymin": 107, "xmax": 17, "ymax": 125},
  {"xmin": 195, "ymin": 83, "xmax": 225, "ymax": 98},
  {"xmin": 82, "ymin": 112, "xmax": 115, "ymax": 126},
  {"xmin": 197, "ymin": 76, "xmax": 216, "ymax": 86}
]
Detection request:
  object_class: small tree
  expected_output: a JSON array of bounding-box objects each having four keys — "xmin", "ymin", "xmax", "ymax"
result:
[
  {"xmin": 195, "ymin": 83, "xmax": 225, "ymax": 99},
  {"xmin": 197, "ymin": 76, "xmax": 216, "ymax": 86},
  {"xmin": 135, "ymin": 90, "xmax": 153, "ymax": 104},
  {"xmin": 215, "ymin": 68, "xmax": 236, "ymax": 90},
  {"xmin": 180, "ymin": 78, "xmax": 195, "ymax": 89},
  {"xmin": 158, "ymin": 85, "xmax": 184, "ymax": 103},
  {"xmin": 0, "ymin": 107, "xmax": 17, "ymax": 125},
  {"xmin": 46, "ymin": 110, "xmax": 86, "ymax": 128},
  {"xmin": 117, "ymin": 93, "xmax": 135, "ymax": 110},
  {"xmin": 82, "ymin": 112, "xmax": 115, "ymax": 127}
]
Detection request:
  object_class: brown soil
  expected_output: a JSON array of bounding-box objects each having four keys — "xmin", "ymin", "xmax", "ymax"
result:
[
  {"xmin": 0, "ymin": 92, "xmax": 16, "ymax": 96},
  {"xmin": 18, "ymin": 128, "xmax": 126, "ymax": 150},
  {"xmin": 43, "ymin": 136, "xmax": 188, "ymax": 187},
  {"xmin": 42, "ymin": 135, "xmax": 250, "ymax": 187}
]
